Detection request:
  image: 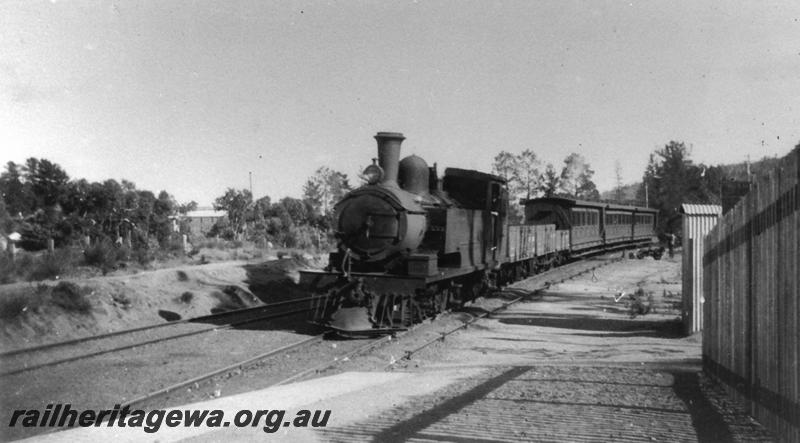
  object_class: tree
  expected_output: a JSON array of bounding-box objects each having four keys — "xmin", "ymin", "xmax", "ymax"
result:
[
  {"xmin": 638, "ymin": 141, "xmax": 705, "ymax": 233},
  {"xmin": 152, "ymin": 190, "xmax": 177, "ymax": 244},
  {"xmin": 272, "ymin": 197, "xmax": 312, "ymax": 226},
  {"xmin": 213, "ymin": 188, "xmax": 252, "ymax": 238},
  {"xmin": 303, "ymin": 167, "xmax": 352, "ymax": 218},
  {"xmin": 0, "ymin": 161, "xmax": 32, "ymax": 216},
  {"xmin": 491, "ymin": 149, "xmax": 542, "ymax": 202},
  {"xmin": 24, "ymin": 158, "xmax": 70, "ymax": 208},
  {"xmin": 491, "ymin": 151, "xmax": 517, "ymax": 182},
  {"xmin": 178, "ymin": 201, "xmax": 198, "ymax": 215},
  {"xmin": 538, "ymin": 163, "xmax": 560, "ymax": 197},
  {"xmin": 614, "ymin": 160, "xmax": 623, "ymax": 202},
  {"xmin": 94, "ymin": 179, "xmax": 124, "ymax": 233},
  {"xmin": 512, "ymin": 150, "xmax": 541, "ymax": 200},
  {"xmin": 558, "ymin": 153, "xmax": 599, "ymax": 200}
]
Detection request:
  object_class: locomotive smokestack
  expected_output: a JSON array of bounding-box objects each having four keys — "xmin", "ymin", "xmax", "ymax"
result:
[{"xmin": 374, "ymin": 132, "xmax": 405, "ymax": 186}]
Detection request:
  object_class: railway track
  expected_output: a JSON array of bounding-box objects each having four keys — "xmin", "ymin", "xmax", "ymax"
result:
[
  {"xmin": 2, "ymin": 255, "xmax": 620, "ymax": 380},
  {"xmin": 143, "ymin": 256, "xmax": 624, "ymax": 406},
  {"xmin": 121, "ymin": 333, "xmax": 329, "ymax": 408},
  {"xmin": 2, "ymin": 255, "xmax": 625, "ymax": 443},
  {"xmin": 0, "ymin": 296, "xmax": 321, "ymax": 377},
  {"xmin": 135, "ymin": 256, "xmax": 626, "ymax": 408}
]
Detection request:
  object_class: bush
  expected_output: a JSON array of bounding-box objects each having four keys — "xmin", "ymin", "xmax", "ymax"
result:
[
  {"xmin": 0, "ymin": 292, "xmax": 38, "ymax": 320},
  {"xmin": 51, "ymin": 282, "xmax": 92, "ymax": 313},
  {"xmin": 163, "ymin": 233, "xmax": 186, "ymax": 253},
  {"xmin": 1, "ymin": 248, "xmax": 83, "ymax": 283},
  {"xmin": 132, "ymin": 247, "xmax": 153, "ymax": 267},
  {"xmin": 207, "ymin": 219, "xmax": 235, "ymax": 241},
  {"xmin": 193, "ymin": 238, "xmax": 227, "ymax": 250},
  {"xmin": 0, "ymin": 253, "xmax": 33, "ymax": 284},
  {"xmin": 83, "ymin": 239, "xmax": 119, "ymax": 274},
  {"xmin": 29, "ymin": 249, "xmax": 77, "ymax": 281}
]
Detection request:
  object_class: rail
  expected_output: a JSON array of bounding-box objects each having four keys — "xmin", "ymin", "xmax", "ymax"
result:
[{"xmin": 0, "ymin": 297, "xmax": 321, "ymax": 376}]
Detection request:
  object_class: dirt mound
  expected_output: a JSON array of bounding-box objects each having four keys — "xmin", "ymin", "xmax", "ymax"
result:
[
  {"xmin": 242, "ymin": 255, "xmax": 326, "ymax": 304},
  {"xmin": 0, "ymin": 255, "xmax": 326, "ymax": 352}
]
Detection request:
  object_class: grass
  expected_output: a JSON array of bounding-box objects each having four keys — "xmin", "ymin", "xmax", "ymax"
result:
[
  {"xmin": 0, "ymin": 249, "xmax": 79, "ymax": 283},
  {"xmin": 0, "ymin": 238, "xmax": 318, "ymax": 285},
  {"xmin": 29, "ymin": 249, "xmax": 77, "ymax": 281},
  {"xmin": 0, "ymin": 253, "xmax": 34, "ymax": 284},
  {"xmin": 0, "ymin": 282, "xmax": 92, "ymax": 320}
]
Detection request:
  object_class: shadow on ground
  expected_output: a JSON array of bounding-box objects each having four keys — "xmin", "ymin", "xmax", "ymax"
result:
[
  {"xmin": 318, "ymin": 364, "xmax": 772, "ymax": 442},
  {"xmin": 497, "ymin": 313, "xmax": 684, "ymax": 338}
]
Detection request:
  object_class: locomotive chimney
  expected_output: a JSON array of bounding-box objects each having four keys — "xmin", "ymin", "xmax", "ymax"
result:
[{"xmin": 374, "ymin": 132, "xmax": 404, "ymax": 186}]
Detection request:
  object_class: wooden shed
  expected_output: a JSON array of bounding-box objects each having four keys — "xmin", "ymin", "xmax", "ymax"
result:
[{"xmin": 680, "ymin": 203, "xmax": 721, "ymax": 334}]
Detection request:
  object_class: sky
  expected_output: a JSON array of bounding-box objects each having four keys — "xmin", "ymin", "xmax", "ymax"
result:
[{"xmin": 2, "ymin": 0, "xmax": 799, "ymax": 206}]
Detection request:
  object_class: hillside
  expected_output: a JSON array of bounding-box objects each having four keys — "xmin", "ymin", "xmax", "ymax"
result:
[{"xmin": 599, "ymin": 154, "xmax": 783, "ymax": 205}]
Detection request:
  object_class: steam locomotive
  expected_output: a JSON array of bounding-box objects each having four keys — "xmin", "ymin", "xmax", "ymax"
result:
[{"xmin": 299, "ymin": 132, "xmax": 658, "ymax": 336}]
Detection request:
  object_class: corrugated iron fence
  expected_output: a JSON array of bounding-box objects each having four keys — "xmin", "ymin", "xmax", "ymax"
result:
[
  {"xmin": 681, "ymin": 204, "xmax": 721, "ymax": 334},
  {"xmin": 703, "ymin": 147, "xmax": 799, "ymax": 442}
]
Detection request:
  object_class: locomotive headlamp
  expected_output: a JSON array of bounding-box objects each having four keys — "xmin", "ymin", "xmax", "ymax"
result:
[{"xmin": 363, "ymin": 159, "xmax": 384, "ymax": 185}]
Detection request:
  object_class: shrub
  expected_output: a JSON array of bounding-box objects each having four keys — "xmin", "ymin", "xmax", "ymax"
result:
[
  {"xmin": 0, "ymin": 253, "xmax": 33, "ymax": 284},
  {"xmin": 83, "ymin": 240, "xmax": 118, "ymax": 274},
  {"xmin": 180, "ymin": 291, "xmax": 194, "ymax": 303},
  {"xmin": 28, "ymin": 249, "xmax": 77, "ymax": 281},
  {"xmin": 132, "ymin": 247, "xmax": 153, "ymax": 267},
  {"xmin": 51, "ymin": 282, "xmax": 92, "ymax": 313},
  {"xmin": 0, "ymin": 292, "xmax": 35, "ymax": 320},
  {"xmin": 194, "ymin": 238, "xmax": 226, "ymax": 250},
  {"xmin": 164, "ymin": 233, "xmax": 186, "ymax": 253}
]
